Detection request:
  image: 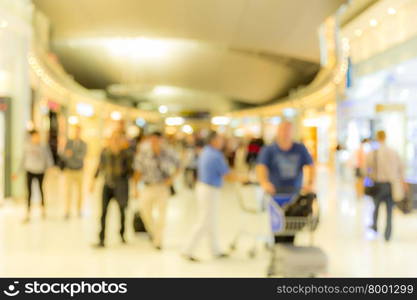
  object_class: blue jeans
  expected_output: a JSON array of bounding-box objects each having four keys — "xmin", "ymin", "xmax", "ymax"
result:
[{"xmin": 372, "ymin": 182, "xmax": 394, "ymax": 241}]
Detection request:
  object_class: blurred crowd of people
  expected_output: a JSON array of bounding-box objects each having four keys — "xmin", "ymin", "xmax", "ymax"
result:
[{"xmin": 10, "ymin": 119, "xmax": 406, "ymax": 265}]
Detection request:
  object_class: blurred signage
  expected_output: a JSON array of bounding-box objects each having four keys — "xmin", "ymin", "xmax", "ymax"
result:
[
  {"xmin": 375, "ymin": 103, "xmax": 405, "ymax": 112},
  {"xmin": 180, "ymin": 111, "xmax": 210, "ymax": 119},
  {"xmin": 47, "ymin": 100, "xmax": 60, "ymax": 111},
  {"xmin": 0, "ymin": 97, "xmax": 8, "ymax": 111}
]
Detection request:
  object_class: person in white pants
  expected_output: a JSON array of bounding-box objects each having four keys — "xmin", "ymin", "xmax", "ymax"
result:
[
  {"xmin": 134, "ymin": 131, "xmax": 179, "ymax": 250},
  {"xmin": 183, "ymin": 131, "xmax": 244, "ymax": 262}
]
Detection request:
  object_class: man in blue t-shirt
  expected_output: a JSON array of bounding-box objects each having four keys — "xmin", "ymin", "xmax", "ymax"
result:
[
  {"xmin": 183, "ymin": 131, "xmax": 243, "ymax": 262},
  {"xmin": 256, "ymin": 121, "xmax": 315, "ymax": 196}
]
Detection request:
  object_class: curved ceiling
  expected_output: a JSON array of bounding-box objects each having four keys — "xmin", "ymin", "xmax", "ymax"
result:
[{"xmin": 33, "ymin": 0, "xmax": 346, "ymax": 113}]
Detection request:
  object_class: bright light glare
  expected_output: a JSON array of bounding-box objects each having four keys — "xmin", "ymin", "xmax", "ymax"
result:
[
  {"xmin": 76, "ymin": 103, "xmax": 94, "ymax": 117},
  {"xmin": 68, "ymin": 116, "xmax": 79, "ymax": 125},
  {"xmin": 108, "ymin": 38, "xmax": 169, "ymax": 59},
  {"xmin": 154, "ymin": 86, "xmax": 176, "ymax": 96},
  {"xmin": 369, "ymin": 19, "xmax": 378, "ymax": 27},
  {"xmin": 0, "ymin": 20, "xmax": 8, "ymax": 28},
  {"xmin": 182, "ymin": 124, "xmax": 193, "ymax": 134},
  {"xmin": 26, "ymin": 121, "xmax": 34, "ymax": 131},
  {"xmin": 165, "ymin": 117, "xmax": 184, "ymax": 126},
  {"xmin": 268, "ymin": 117, "xmax": 281, "ymax": 125},
  {"xmin": 158, "ymin": 105, "xmax": 168, "ymax": 114},
  {"xmin": 283, "ymin": 108, "xmax": 296, "ymax": 118},
  {"xmin": 111, "ymin": 111, "xmax": 122, "ymax": 121},
  {"xmin": 387, "ymin": 7, "xmax": 396, "ymax": 15},
  {"xmin": 136, "ymin": 118, "xmax": 146, "ymax": 127},
  {"xmin": 211, "ymin": 116, "xmax": 230, "ymax": 126},
  {"xmin": 401, "ymin": 89, "xmax": 410, "ymax": 98}
]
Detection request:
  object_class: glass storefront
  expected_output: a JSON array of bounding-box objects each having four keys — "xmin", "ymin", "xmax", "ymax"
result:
[{"xmin": 339, "ymin": 56, "xmax": 417, "ymax": 179}]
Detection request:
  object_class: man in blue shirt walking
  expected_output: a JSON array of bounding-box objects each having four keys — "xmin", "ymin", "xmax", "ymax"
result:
[{"xmin": 183, "ymin": 131, "xmax": 242, "ymax": 262}]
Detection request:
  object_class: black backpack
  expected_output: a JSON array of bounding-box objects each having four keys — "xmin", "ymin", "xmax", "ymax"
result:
[{"xmin": 284, "ymin": 193, "xmax": 317, "ymax": 217}]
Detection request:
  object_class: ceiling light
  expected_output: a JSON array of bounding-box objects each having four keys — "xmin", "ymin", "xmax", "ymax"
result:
[
  {"xmin": 369, "ymin": 19, "xmax": 378, "ymax": 27},
  {"xmin": 132, "ymin": 38, "xmax": 168, "ymax": 58},
  {"xmin": 110, "ymin": 111, "xmax": 122, "ymax": 121},
  {"xmin": 182, "ymin": 124, "xmax": 193, "ymax": 134},
  {"xmin": 136, "ymin": 117, "xmax": 146, "ymax": 127},
  {"xmin": 211, "ymin": 116, "xmax": 230, "ymax": 126},
  {"xmin": 76, "ymin": 103, "xmax": 94, "ymax": 117},
  {"xmin": 354, "ymin": 29, "xmax": 363, "ymax": 37},
  {"xmin": 158, "ymin": 105, "xmax": 168, "ymax": 114},
  {"xmin": 0, "ymin": 20, "xmax": 8, "ymax": 28},
  {"xmin": 107, "ymin": 37, "xmax": 169, "ymax": 59},
  {"xmin": 387, "ymin": 7, "xmax": 396, "ymax": 15},
  {"xmin": 154, "ymin": 86, "xmax": 175, "ymax": 96},
  {"xmin": 68, "ymin": 116, "xmax": 79, "ymax": 125},
  {"xmin": 165, "ymin": 117, "xmax": 184, "ymax": 126}
]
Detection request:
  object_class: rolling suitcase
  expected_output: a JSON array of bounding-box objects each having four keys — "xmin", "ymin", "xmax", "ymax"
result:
[{"xmin": 271, "ymin": 244, "xmax": 327, "ymax": 277}]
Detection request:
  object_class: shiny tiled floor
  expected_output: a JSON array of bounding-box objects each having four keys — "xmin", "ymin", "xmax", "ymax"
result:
[{"xmin": 1, "ymin": 166, "xmax": 417, "ymax": 277}]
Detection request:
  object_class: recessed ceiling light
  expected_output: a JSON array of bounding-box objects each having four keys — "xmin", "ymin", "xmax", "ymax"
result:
[
  {"xmin": 387, "ymin": 7, "xmax": 396, "ymax": 15},
  {"xmin": 370, "ymin": 19, "xmax": 378, "ymax": 27},
  {"xmin": 158, "ymin": 105, "xmax": 168, "ymax": 114}
]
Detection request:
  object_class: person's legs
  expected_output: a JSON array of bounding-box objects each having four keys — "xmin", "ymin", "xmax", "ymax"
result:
[
  {"xmin": 25, "ymin": 172, "xmax": 34, "ymax": 220},
  {"xmin": 153, "ymin": 185, "xmax": 170, "ymax": 249},
  {"xmin": 140, "ymin": 186, "xmax": 156, "ymax": 239},
  {"xmin": 117, "ymin": 201, "xmax": 127, "ymax": 243},
  {"xmin": 65, "ymin": 170, "xmax": 73, "ymax": 217},
  {"xmin": 208, "ymin": 187, "xmax": 221, "ymax": 256},
  {"xmin": 36, "ymin": 173, "xmax": 45, "ymax": 206},
  {"xmin": 37, "ymin": 173, "xmax": 46, "ymax": 217},
  {"xmin": 372, "ymin": 194, "xmax": 382, "ymax": 232},
  {"xmin": 74, "ymin": 170, "xmax": 84, "ymax": 216},
  {"xmin": 183, "ymin": 183, "xmax": 212, "ymax": 257},
  {"xmin": 98, "ymin": 185, "xmax": 113, "ymax": 245},
  {"xmin": 384, "ymin": 184, "xmax": 394, "ymax": 241}
]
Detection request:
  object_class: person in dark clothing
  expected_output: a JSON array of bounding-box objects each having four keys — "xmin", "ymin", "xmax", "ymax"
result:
[
  {"xmin": 12, "ymin": 130, "xmax": 53, "ymax": 223},
  {"xmin": 91, "ymin": 132, "xmax": 134, "ymax": 248},
  {"xmin": 246, "ymin": 137, "xmax": 264, "ymax": 168}
]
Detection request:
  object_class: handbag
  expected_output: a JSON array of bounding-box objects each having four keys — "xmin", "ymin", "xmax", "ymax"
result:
[{"xmin": 364, "ymin": 150, "xmax": 379, "ymax": 197}]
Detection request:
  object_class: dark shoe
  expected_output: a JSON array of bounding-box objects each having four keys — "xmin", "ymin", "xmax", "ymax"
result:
[
  {"xmin": 93, "ymin": 242, "xmax": 105, "ymax": 248},
  {"xmin": 121, "ymin": 236, "xmax": 127, "ymax": 244},
  {"xmin": 183, "ymin": 255, "xmax": 199, "ymax": 262},
  {"xmin": 155, "ymin": 245, "xmax": 162, "ymax": 251},
  {"xmin": 215, "ymin": 253, "xmax": 229, "ymax": 259}
]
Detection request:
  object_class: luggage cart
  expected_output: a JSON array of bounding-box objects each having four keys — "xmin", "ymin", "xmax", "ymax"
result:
[
  {"xmin": 267, "ymin": 193, "xmax": 326, "ymax": 277},
  {"xmin": 229, "ymin": 182, "xmax": 272, "ymax": 258}
]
